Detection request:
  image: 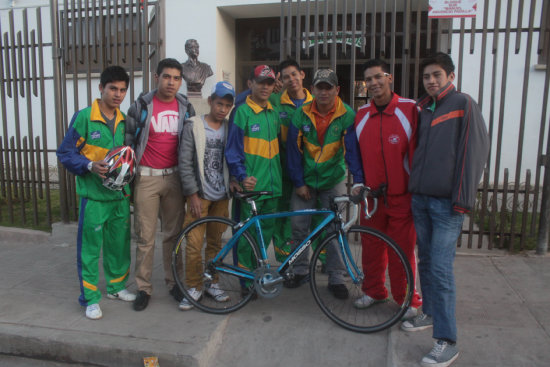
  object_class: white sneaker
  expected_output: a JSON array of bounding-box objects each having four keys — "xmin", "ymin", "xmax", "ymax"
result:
[
  {"xmin": 353, "ymin": 294, "xmax": 388, "ymax": 309},
  {"xmin": 402, "ymin": 307, "xmax": 418, "ymax": 321},
  {"xmin": 178, "ymin": 288, "xmax": 202, "ymax": 311},
  {"xmin": 85, "ymin": 303, "xmax": 102, "ymax": 320},
  {"xmin": 107, "ymin": 288, "xmax": 136, "ymax": 302},
  {"xmin": 205, "ymin": 283, "xmax": 230, "ymax": 302}
]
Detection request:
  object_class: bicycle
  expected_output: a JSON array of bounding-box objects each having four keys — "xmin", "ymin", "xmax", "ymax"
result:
[{"xmin": 171, "ymin": 188, "xmax": 413, "ymax": 333}]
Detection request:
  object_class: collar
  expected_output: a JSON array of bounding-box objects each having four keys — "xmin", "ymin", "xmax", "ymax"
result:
[
  {"xmin": 245, "ymin": 95, "xmax": 274, "ymax": 114},
  {"xmin": 280, "ymin": 88, "xmax": 314, "ymax": 106},
  {"xmin": 303, "ymin": 96, "xmax": 348, "ymax": 123},
  {"xmin": 418, "ymin": 82, "xmax": 456, "ymax": 109},
  {"xmin": 90, "ymin": 99, "xmax": 124, "ymax": 126},
  {"xmin": 366, "ymin": 92, "xmax": 401, "ymax": 115}
]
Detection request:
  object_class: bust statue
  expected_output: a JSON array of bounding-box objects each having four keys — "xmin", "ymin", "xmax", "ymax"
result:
[{"xmin": 181, "ymin": 39, "xmax": 213, "ymax": 94}]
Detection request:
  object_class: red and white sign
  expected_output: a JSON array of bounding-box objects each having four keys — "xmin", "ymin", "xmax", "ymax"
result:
[{"xmin": 429, "ymin": 0, "xmax": 478, "ymax": 18}]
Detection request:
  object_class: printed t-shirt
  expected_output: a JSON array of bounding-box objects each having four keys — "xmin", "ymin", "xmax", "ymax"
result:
[{"xmin": 140, "ymin": 96, "xmax": 179, "ymax": 168}]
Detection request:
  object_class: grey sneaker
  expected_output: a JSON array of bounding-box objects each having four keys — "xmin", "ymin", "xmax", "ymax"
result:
[
  {"xmin": 205, "ymin": 283, "xmax": 229, "ymax": 302},
  {"xmin": 421, "ymin": 340, "xmax": 459, "ymax": 367},
  {"xmin": 401, "ymin": 307, "xmax": 418, "ymax": 321},
  {"xmin": 178, "ymin": 288, "xmax": 202, "ymax": 311},
  {"xmin": 401, "ymin": 313, "xmax": 433, "ymax": 331},
  {"xmin": 353, "ymin": 294, "xmax": 388, "ymax": 309}
]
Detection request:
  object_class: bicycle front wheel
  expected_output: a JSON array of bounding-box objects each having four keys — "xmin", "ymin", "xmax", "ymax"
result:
[
  {"xmin": 309, "ymin": 225, "xmax": 413, "ymax": 333},
  {"xmin": 172, "ymin": 216, "xmax": 260, "ymax": 314}
]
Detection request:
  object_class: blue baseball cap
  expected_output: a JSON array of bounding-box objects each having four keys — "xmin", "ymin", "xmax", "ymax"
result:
[{"xmin": 211, "ymin": 81, "xmax": 236, "ymax": 100}]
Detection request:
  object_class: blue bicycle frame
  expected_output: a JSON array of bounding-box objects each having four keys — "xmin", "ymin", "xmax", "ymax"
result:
[{"xmin": 210, "ymin": 206, "xmax": 364, "ymax": 284}]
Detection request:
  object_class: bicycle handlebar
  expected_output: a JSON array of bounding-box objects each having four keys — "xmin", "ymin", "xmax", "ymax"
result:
[{"xmin": 334, "ymin": 187, "xmax": 378, "ymax": 231}]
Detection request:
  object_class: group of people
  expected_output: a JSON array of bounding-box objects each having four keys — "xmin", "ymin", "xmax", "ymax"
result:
[{"xmin": 57, "ymin": 51, "xmax": 489, "ymax": 367}]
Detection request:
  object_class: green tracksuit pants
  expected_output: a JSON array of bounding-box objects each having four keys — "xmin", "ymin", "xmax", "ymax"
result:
[
  {"xmin": 77, "ymin": 197, "xmax": 131, "ymax": 306},
  {"xmin": 237, "ymin": 198, "xmax": 277, "ymax": 271}
]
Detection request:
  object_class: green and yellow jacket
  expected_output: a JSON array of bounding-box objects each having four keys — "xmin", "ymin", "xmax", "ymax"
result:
[
  {"xmin": 286, "ymin": 97, "xmax": 363, "ymax": 190},
  {"xmin": 226, "ymin": 96, "xmax": 282, "ymax": 199},
  {"xmin": 57, "ymin": 99, "xmax": 129, "ymax": 200}
]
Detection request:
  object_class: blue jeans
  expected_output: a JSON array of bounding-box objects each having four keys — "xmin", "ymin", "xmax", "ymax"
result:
[{"xmin": 411, "ymin": 194, "xmax": 464, "ymax": 343}]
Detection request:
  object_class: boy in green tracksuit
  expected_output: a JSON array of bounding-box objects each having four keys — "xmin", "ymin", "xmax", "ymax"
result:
[
  {"xmin": 226, "ymin": 65, "xmax": 282, "ymax": 272},
  {"xmin": 269, "ymin": 59, "xmax": 314, "ymax": 263},
  {"xmin": 56, "ymin": 66, "xmax": 135, "ymax": 320}
]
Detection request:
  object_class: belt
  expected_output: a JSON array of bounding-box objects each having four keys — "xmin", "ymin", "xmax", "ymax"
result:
[{"xmin": 138, "ymin": 165, "xmax": 178, "ymax": 176}]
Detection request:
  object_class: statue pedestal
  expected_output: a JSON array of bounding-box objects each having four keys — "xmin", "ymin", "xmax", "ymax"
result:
[{"xmin": 188, "ymin": 95, "xmax": 209, "ymax": 117}]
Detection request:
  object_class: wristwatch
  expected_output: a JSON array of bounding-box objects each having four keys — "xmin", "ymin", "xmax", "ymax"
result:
[{"xmin": 87, "ymin": 161, "xmax": 93, "ymax": 172}]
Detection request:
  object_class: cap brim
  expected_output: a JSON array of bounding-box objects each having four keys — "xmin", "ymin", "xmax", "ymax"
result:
[{"xmin": 255, "ymin": 76, "xmax": 275, "ymax": 82}]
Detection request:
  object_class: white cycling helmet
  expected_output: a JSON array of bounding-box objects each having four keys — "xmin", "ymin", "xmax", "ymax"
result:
[{"xmin": 102, "ymin": 146, "xmax": 136, "ymax": 191}]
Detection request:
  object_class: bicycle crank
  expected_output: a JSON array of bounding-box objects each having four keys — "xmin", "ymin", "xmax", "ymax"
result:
[{"xmin": 253, "ymin": 268, "xmax": 284, "ymax": 298}]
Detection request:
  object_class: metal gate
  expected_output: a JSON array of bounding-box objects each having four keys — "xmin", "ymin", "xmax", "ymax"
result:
[
  {"xmin": 279, "ymin": 0, "xmax": 550, "ymax": 252},
  {"xmin": 0, "ymin": 0, "xmax": 163, "ymax": 229}
]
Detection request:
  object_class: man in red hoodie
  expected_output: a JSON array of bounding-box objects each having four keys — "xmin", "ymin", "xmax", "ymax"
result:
[{"xmin": 352, "ymin": 59, "xmax": 422, "ymax": 319}]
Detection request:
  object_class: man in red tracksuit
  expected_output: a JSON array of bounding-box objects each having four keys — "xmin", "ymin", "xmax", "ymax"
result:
[{"xmin": 353, "ymin": 59, "xmax": 422, "ymax": 318}]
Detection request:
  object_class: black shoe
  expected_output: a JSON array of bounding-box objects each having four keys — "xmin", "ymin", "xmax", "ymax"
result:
[
  {"xmin": 133, "ymin": 290, "xmax": 150, "ymax": 311},
  {"xmin": 327, "ymin": 284, "xmax": 349, "ymax": 299},
  {"xmin": 169, "ymin": 286, "xmax": 184, "ymax": 302},
  {"xmin": 283, "ymin": 273, "xmax": 309, "ymax": 289}
]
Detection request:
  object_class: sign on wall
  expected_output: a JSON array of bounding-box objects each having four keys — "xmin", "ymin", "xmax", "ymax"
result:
[{"xmin": 428, "ymin": 0, "xmax": 478, "ymax": 18}]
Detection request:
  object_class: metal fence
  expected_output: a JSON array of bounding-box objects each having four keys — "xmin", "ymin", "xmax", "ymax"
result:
[
  {"xmin": 279, "ymin": 0, "xmax": 550, "ymax": 252},
  {"xmin": 0, "ymin": 0, "xmax": 162, "ymax": 228}
]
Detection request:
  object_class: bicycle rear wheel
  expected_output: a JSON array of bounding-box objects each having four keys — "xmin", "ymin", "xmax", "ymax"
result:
[
  {"xmin": 310, "ymin": 225, "xmax": 413, "ymax": 333},
  {"xmin": 172, "ymin": 216, "xmax": 260, "ymax": 314}
]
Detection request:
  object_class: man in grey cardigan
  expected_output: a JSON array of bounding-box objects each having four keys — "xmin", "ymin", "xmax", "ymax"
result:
[{"xmin": 177, "ymin": 81, "xmax": 237, "ymax": 310}]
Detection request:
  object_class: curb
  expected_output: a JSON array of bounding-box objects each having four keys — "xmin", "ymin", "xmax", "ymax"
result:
[{"xmin": 0, "ymin": 324, "xmax": 198, "ymax": 367}]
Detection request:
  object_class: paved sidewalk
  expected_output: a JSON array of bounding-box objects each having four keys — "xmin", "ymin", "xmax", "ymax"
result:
[{"xmin": 0, "ymin": 224, "xmax": 549, "ymax": 367}]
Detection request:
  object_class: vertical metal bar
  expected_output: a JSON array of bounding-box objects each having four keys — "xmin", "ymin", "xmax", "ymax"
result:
[
  {"xmin": 380, "ymin": 0, "xmax": 386, "ymax": 56},
  {"xmin": 0, "ymin": 21, "xmax": 14, "ymax": 222},
  {"xmin": 470, "ymin": 17, "xmax": 476, "ymax": 53},
  {"xmin": 509, "ymin": 1, "xmax": 538, "ymax": 248},
  {"xmin": 136, "ymin": 0, "xmax": 142, "ymax": 63},
  {"xmin": 427, "ymin": 11, "xmax": 432, "ymax": 50},
  {"xmin": 92, "ymin": 0, "xmax": 97, "ymax": 64},
  {"xmin": 280, "ymin": 0, "xmax": 285, "ymax": 61},
  {"xmin": 487, "ymin": 0, "xmax": 504, "ymax": 248},
  {"xmin": 122, "ymin": 0, "xmax": 127, "ymax": 63},
  {"xmin": 78, "ymin": 0, "xmax": 84, "ymax": 65},
  {"xmin": 457, "ymin": 18, "xmax": 465, "ymax": 91},
  {"xmin": 287, "ymin": 0, "xmax": 292, "ymax": 59},
  {"xmin": 50, "ymin": 0, "xmax": 70, "ymax": 223},
  {"xmin": 37, "ymin": 6, "xmax": 52, "ymax": 225},
  {"xmin": 9, "ymin": 11, "xmax": 26, "ymax": 223},
  {"xmin": 413, "ymin": 0, "xmax": 421, "ymax": 99},
  {"xmin": 533, "ymin": 37, "xmax": 550, "ymax": 239},
  {"xmin": 390, "ymin": 0, "xmax": 396, "ymax": 80},
  {"xmin": 31, "ymin": 30, "xmax": 38, "ymax": 96},
  {"xmin": 331, "ymin": 0, "xmax": 337, "ymax": 71},
  {"xmin": 143, "ymin": 0, "xmax": 150, "ymax": 91},
  {"xmin": 360, "ymin": 0, "xmax": 366, "ymax": 55},
  {"xmin": 106, "ymin": 0, "xmax": 112, "ymax": 64},
  {"xmin": 295, "ymin": 0, "xmax": 301, "ymax": 64},
  {"xmin": 129, "ymin": 0, "xmax": 135, "ymax": 102},
  {"xmin": 84, "ymin": 0, "xmax": 91, "ymax": 105},
  {"xmin": 401, "ymin": 0, "xmax": 409, "ymax": 95},
  {"xmin": 350, "ymin": 0, "xmax": 357, "ymax": 106},
  {"xmin": 35, "ymin": 136, "xmax": 42, "ymax": 199},
  {"xmin": 515, "ymin": 0, "xmax": 524, "ymax": 53},
  {"xmin": 305, "ymin": 0, "xmax": 310, "ymax": 57},
  {"xmin": 314, "ymin": 0, "xmax": 319, "ymax": 72},
  {"xmin": 342, "ymin": 0, "xmax": 347, "ymax": 57},
  {"xmin": 519, "ymin": 170, "xmax": 531, "ymax": 251},
  {"xmin": 370, "ymin": 0, "xmax": 376, "ymax": 58},
  {"xmin": 323, "ymin": 0, "xmax": 328, "ymax": 56},
  {"xmin": 71, "ymin": 0, "xmax": 79, "ymax": 112},
  {"xmin": 23, "ymin": 9, "xmax": 39, "ymax": 224},
  {"xmin": 447, "ymin": 19, "xmax": 453, "ymax": 53},
  {"xmin": 115, "ymin": 0, "xmax": 120, "ymax": 65},
  {"xmin": 499, "ymin": 169, "xmax": 510, "ymax": 250},
  {"xmin": 537, "ymin": 113, "xmax": 550, "ymax": 254},
  {"xmin": 18, "ymin": 32, "xmax": 25, "ymax": 96},
  {"xmin": 4, "ymin": 33, "xmax": 12, "ymax": 97}
]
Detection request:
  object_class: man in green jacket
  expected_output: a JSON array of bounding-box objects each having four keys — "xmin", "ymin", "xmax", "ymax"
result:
[
  {"xmin": 226, "ymin": 65, "xmax": 282, "ymax": 273},
  {"xmin": 57, "ymin": 66, "xmax": 135, "ymax": 320},
  {"xmin": 269, "ymin": 59, "xmax": 314, "ymax": 262},
  {"xmin": 285, "ymin": 69, "xmax": 364, "ymax": 299}
]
